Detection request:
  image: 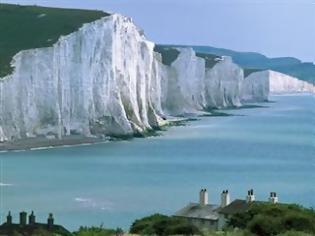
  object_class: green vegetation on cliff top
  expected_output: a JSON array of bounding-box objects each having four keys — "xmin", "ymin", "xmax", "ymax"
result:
[
  {"xmin": 154, "ymin": 45, "xmax": 180, "ymax": 66},
  {"xmin": 0, "ymin": 3, "xmax": 108, "ymax": 77},
  {"xmin": 195, "ymin": 52, "xmax": 221, "ymax": 69}
]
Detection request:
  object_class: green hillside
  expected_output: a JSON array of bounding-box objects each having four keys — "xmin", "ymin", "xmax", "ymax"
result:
[
  {"xmin": 244, "ymin": 68, "xmax": 264, "ymax": 77},
  {"xmin": 154, "ymin": 45, "xmax": 180, "ymax": 66},
  {"xmin": 0, "ymin": 4, "xmax": 109, "ymax": 77},
  {"xmin": 154, "ymin": 45, "xmax": 220, "ymax": 68},
  {"xmin": 158, "ymin": 44, "xmax": 315, "ymax": 84},
  {"xmin": 195, "ymin": 52, "xmax": 221, "ymax": 69}
]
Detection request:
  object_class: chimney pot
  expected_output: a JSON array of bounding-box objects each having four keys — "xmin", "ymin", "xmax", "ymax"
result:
[
  {"xmin": 6, "ymin": 211, "xmax": 12, "ymax": 225},
  {"xmin": 269, "ymin": 192, "xmax": 278, "ymax": 204},
  {"xmin": 246, "ymin": 189, "xmax": 255, "ymax": 202},
  {"xmin": 29, "ymin": 211, "xmax": 36, "ymax": 225},
  {"xmin": 19, "ymin": 212, "xmax": 27, "ymax": 226},
  {"xmin": 221, "ymin": 189, "xmax": 231, "ymax": 207},
  {"xmin": 199, "ymin": 189, "xmax": 208, "ymax": 206},
  {"xmin": 47, "ymin": 213, "xmax": 54, "ymax": 230}
]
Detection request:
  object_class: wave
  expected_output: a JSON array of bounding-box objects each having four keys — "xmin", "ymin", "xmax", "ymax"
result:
[
  {"xmin": 0, "ymin": 182, "xmax": 13, "ymax": 186},
  {"xmin": 74, "ymin": 197, "xmax": 92, "ymax": 203}
]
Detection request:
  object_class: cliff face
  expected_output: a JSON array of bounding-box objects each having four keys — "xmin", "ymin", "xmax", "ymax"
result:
[
  {"xmin": 241, "ymin": 71, "xmax": 270, "ymax": 102},
  {"xmin": 0, "ymin": 14, "xmax": 163, "ymax": 142},
  {"xmin": 160, "ymin": 49, "xmax": 244, "ymax": 115},
  {"xmin": 0, "ymin": 14, "xmax": 311, "ymax": 143},
  {"xmin": 268, "ymin": 70, "xmax": 315, "ymax": 94},
  {"xmin": 204, "ymin": 57, "xmax": 243, "ymax": 108},
  {"xmin": 241, "ymin": 70, "xmax": 315, "ymax": 102},
  {"xmin": 160, "ymin": 48, "xmax": 206, "ymax": 115}
]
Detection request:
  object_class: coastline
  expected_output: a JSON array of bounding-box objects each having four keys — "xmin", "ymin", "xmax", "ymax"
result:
[
  {"xmin": 0, "ymin": 105, "xmax": 264, "ymax": 152},
  {"xmin": 0, "ymin": 135, "xmax": 106, "ymax": 153},
  {"xmin": 0, "ymin": 117, "xmax": 193, "ymax": 152}
]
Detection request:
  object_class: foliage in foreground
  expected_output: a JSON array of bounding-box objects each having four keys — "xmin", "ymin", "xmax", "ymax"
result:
[
  {"xmin": 227, "ymin": 203, "xmax": 315, "ymax": 236},
  {"xmin": 205, "ymin": 229, "xmax": 315, "ymax": 236},
  {"xmin": 73, "ymin": 225, "xmax": 123, "ymax": 236},
  {"xmin": 130, "ymin": 213, "xmax": 201, "ymax": 235}
]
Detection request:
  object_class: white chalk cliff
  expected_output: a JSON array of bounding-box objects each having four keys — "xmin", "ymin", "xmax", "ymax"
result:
[
  {"xmin": 204, "ymin": 56, "xmax": 243, "ymax": 108},
  {"xmin": 0, "ymin": 14, "xmax": 164, "ymax": 142},
  {"xmin": 0, "ymin": 14, "xmax": 312, "ymax": 143},
  {"xmin": 241, "ymin": 70, "xmax": 315, "ymax": 102}
]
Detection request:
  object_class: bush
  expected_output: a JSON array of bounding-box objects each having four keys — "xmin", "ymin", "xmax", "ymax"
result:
[
  {"xmin": 227, "ymin": 203, "xmax": 315, "ymax": 236},
  {"xmin": 247, "ymin": 215, "xmax": 283, "ymax": 236},
  {"xmin": 130, "ymin": 213, "xmax": 201, "ymax": 235},
  {"xmin": 277, "ymin": 230, "xmax": 314, "ymax": 236},
  {"xmin": 73, "ymin": 225, "xmax": 117, "ymax": 236},
  {"xmin": 283, "ymin": 213, "xmax": 315, "ymax": 233}
]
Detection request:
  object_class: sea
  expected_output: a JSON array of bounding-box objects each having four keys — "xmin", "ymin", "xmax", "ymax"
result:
[{"xmin": 0, "ymin": 94, "xmax": 314, "ymax": 231}]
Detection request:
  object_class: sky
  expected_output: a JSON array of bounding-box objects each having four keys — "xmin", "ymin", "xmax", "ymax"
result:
[{"xmin": 2, "ymin": 0, "xmax": 315, "ymax": 62}]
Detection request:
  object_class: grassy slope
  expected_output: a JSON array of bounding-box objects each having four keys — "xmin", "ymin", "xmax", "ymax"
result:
[
  {"xmin": 154, "ymin": 45, "xmax": 220, "ymax": 68},
  {"xmin": 243, "ymin": 68, "xmax": 264, "ymax": 77},
  {"xmin": 154, "ymin": 45, "xmax": 180, "ymax": 66},
  {"xmin": 195, "ymin": 52, "xmax": 221, "ymax": 69},
  {"xmin": 0, "ymin": 4, "xmax": 109, "ymax": 77},
  {"xmin": 160, "ymin": 44, "xmax": 315, "ymax": 83}
]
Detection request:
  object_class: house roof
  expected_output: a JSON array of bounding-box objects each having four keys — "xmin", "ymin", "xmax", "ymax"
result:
[
  {"xmin": 218, "ymin": 199, "xmax": 251, "ymax": 215},
  {"xmin": 0, "ymin": 223, "xmax": 72, "ymax": 236},
  {"xmin": 174, "ymin": 203, "xmax": 219, "ymax": 221}
]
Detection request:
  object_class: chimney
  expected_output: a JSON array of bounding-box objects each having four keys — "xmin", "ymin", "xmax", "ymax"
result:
[
  {"xmin": 199, "ymin": 189, "xmax": 208, "ymax": 206},
  {"xmin": 246, "ymin": 189, "xmax": 255, "ymax": 203},
  {"xmin": 19, "ymin": 211, "xmax": 27, "ymax": 226},
  {"xmin": 269, "ymin": 192, "xmax": 278, "ymax": 204},
  {"xmin": 47, "ymin": 213, "xmax": 54, "ymax": 230},
  {"xmin": 221, "ymin": 190, "xmax": 231, "ymax": 207},
  {"xmin": 6, "ymin": 211, "xmax": 12, "ymax": 225},
  {"xmin": 29, "ymin": 211, "xmax": 36, "ymax": 225}
]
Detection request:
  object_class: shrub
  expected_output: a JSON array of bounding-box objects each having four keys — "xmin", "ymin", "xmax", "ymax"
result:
[
  {"xmin": 247, "ymin": 215, "xmax": 283, "ymax": 236},
  {"xmin": 73, "ymin": 225, "xmax": 116, "ymax": 236},
  {"xmin": 283, "ymin": 213, "xmax": 315, "ymax": 233},
  {"xmin": 227, "ymin": 203, "xmax": 315, "ymax": 236},
  {"xmin": 130, "ymin": 214, "xmax": 200, "ymax": 236},
  {"xmin": 277, "ymin": 230, "xmax": 314, "ymax": 236}
]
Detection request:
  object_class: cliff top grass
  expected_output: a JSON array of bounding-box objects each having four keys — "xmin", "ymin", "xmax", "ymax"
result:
[
  {"xmin": 154, "ymin": 45, "xmax": 220, "ymax": 69},
  {"xmin": 195, "ymin": 52, "xmax": 221, "ymax": 69},
  {"xmin": 154, "ymin": 45, "xmax": 180, "ymax": 66},
  {"xmin": 0, "ymin": 3, "xmax": 109, "ymax": 77},
  {"xmin": 244, "ymin": 68, "xmax": 264, "ymax": 77}
]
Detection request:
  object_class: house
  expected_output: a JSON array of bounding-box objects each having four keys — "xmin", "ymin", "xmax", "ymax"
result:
[
  {"xmin": 0, "ymin": 211, "xmax": 72, "ymax": 236},
  {"xmin": 174, "ymin": 189, "xmax": 280, "ymax": 231},
  {"xmin": 174, "ymin": 189, "xmax": 230, "ymax": 230}
]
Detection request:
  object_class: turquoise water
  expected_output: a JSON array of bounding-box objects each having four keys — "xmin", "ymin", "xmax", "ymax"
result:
[{"xmin": 0, "ymin": 95, "xmax": 314, "ymax": 231}]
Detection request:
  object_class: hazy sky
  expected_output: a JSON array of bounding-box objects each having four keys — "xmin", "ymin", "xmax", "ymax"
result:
[{"xmin": 3, "ymin": 0, "xmax": 315, "ymax": 62}]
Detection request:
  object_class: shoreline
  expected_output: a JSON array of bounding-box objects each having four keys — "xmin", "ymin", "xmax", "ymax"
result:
[
  {"xmin": 0, "ymin": 135, "xmax": 107, "ymax": 153},
  {"xmin": 0, "ymin": 117, "xmax": 191, "ymax": 152},
  {"xmin": 0, "ymin": 104, "xmax": 268, "ymax": 152}
]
